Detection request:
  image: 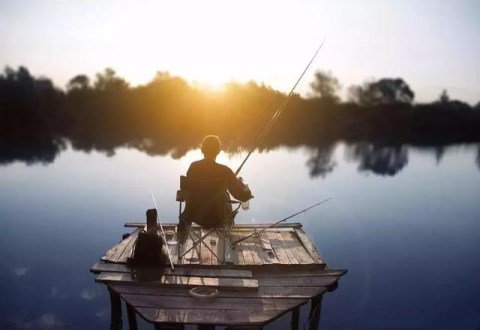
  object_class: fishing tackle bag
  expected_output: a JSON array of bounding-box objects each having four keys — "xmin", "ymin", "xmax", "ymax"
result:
[{"xmin": 127, "ymin": 229, "xmax": 168, "ymax": 268}]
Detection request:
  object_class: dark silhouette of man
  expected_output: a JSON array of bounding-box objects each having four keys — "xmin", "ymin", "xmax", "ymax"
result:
[
  {"xmin": 178, "ymin": 135, "xmax": 252, "ymax": 233},
  {"xmin": 187, "ymin": 135, "xmax": 252, "ymax": 203}
]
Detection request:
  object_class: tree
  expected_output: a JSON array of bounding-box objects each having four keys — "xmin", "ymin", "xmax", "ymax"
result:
[
  {"xmin": 439, "ymin": 89, "xmax": 449, "ymax": 103},
  {"xmin": 474, "ymin": 101, "xmax": 480, "ymax": 111},
  {"xmin": 94, "ymin": 68, "xmax": 129, "ymax": 91},
  {"xmin": 348, "ymin": 78, "xmax": 414, "ymax": 106},
  {"xmin": 67, "ymin": 74, "xmax": 90, "ymax": 91},
  {"xmin": 309, "ymin": 70, "xmax": 340, "ymax": 102}
]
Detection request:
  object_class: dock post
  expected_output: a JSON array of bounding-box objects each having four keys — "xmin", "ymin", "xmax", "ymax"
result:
[
  {"xmin": 291, "ymin": 306, "xmax": 300, "ymax": 330},
  {"xmin": 308, "ymin": 295, "xmax": 323, "ymax": 330},
  {"xmin": 146, "ymin": 208, "xmax": 157, "ymax": 232},
  {"xmin": 126, "ymin": 303, "xmax": 138, "ymax": 330},
  {"xmin": 108, "ymin": 287, "xmax": 122, "ymax": 330}
]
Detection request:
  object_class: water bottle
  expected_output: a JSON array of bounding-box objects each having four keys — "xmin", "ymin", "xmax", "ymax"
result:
[{"xmin": 241, "ymin": 184, "xmax": 250, "ymax": 210}]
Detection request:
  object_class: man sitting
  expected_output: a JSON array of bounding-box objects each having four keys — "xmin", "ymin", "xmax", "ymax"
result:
[{"xmin": 179, "ymin": 135, "xmax": 252, "ymax": 232}]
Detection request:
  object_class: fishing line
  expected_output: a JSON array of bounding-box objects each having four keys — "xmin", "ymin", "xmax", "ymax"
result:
[
  {"xmin": 234, "ymin": 39, "xmax": 326, "ymax": 176},
  {"xmin": 149, "ymin": 189, "xmax": 175, "ymax": 270}
]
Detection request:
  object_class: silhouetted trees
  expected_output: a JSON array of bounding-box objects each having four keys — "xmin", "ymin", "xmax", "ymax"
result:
[
  {"xmin": 67, "ymin": 75, "xmax": 90, "ymax": 91},
  {"xmin": 348, "ymin": 78, "xmax": 415, "ymax": 106},
  {"xmin": 1, "ymin": 65, "xmax": 480, "ymax": 172},
  {"xmin": 309, "ymin": 70, "xmax": 340, "ymax": 102}
]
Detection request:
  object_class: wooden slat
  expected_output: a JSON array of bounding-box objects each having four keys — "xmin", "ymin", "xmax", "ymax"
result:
[
  {"xmin": 224, "ymin": 242, "xmax": 234, "ymax": 264},
  {"xmin": 210, "ymin": 231, "xmax": 223, "ymax": 265},
  {"xmin": 253, "ymin": 269, "xmax": 347, "ymax": 278},
  {"xmin": 293, "ymin": 228, "xmax": 324, "ymax": 264},
  {"xmin": 116, "ymin": 231, "xmax": 139, "ymax": 263},
  {"xmin": 96, "ymin": 272, "xmax": 258, "ymax": 291},
  {"xmin": 166, "ymin": 231, "xmax": 178, "ymax": 263},
  {"xmin": 280, "ymin": 231, "xmax": 315, "ymax": 264},
  {"xmin": 200, "ymin": 229, "xmax": 212, "ymax": 265},
  {"xmin": 243, "ymin": 237, "xmax": 261, "ymax": 265},
  {"xmin": 137, "ymin": 307, "xmax": 281, "ymax": 325},
  {"xmin": 125, "ymin": 222, "xmax": 303, "ymax": 229},
  {"xmin": 266, "ymin": 232, "xmax": 288, "ymax": 264},
  {"xmin": 258, "ymin": 276, "xmax": 338, "ymax": 288},
  {"xmin": 183, "ymin": 229, "xmax": 200, "ymax": 264},
  {"xmin": 90, "ymin": 262, "xmax": 253, "ymax": 278},
  {"xmin": 260, "ymin": 235, "xmax": 272, "ymax": 251},
  {"xmin": 238, "ymin": 234, "xmax": 255, "ymax": 265},
  {"xmin": 254, "ymin": 236, "xmax": 275, "ymax": 265},
  {"xmin": 275, "ymin": 232, "xmax": 299, "ymax": 264},
  {"xmin": 101, "ymin": 230, "xmax": 139, "ymax": 263},
  {"xmin": 123, "ymin": 294, "xmax": 302, "ymax": 311},
  {"xmin": 110, "ymin": 283, "xmax": 327, "ymax": 299}
]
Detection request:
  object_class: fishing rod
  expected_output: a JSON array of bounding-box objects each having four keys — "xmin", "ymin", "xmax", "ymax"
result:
[
  {"xmin": 234, "ymin": 39, "xmax": 325, "ymax": 176},
  {"xmin": 149, "ymin": 189, "xmax": 175, "ymax": 270},
  {"xmin": 231, "ymin": 197, "xmax": 332, "ymax": 246}
]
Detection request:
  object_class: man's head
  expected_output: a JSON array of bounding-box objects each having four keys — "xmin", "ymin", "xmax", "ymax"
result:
[{"xmin": 201, "ymin": 135, "xmax": 221, "ymax": 159}]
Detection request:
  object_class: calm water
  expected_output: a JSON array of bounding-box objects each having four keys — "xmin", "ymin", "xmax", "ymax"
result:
[{"xmin": 1, "ymin": 143, "xmax": 480, "ymax": 329}]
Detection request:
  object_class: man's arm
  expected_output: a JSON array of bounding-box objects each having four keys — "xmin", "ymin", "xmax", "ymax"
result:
[{"xmin": 226, "ymin": 170, "xmax": 252, "ymax": 202}]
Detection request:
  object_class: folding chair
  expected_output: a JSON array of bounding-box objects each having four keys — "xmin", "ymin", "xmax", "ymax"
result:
[{"xmin": 176, "ymin": 175, "xmax": 241, "ymax": 263}]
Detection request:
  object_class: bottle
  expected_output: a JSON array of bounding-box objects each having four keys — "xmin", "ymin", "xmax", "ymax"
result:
[{"xmin": 241, "ymin": 184, "xmax": 250, "ymax": 210}]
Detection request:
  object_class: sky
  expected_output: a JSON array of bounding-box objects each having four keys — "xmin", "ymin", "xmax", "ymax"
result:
[{"xmin": 1, "ymin": 0, "xmax": 479, "ymax": 104}]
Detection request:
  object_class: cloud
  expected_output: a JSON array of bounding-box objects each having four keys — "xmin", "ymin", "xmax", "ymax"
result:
[
  {"xmin": 80, "ymin": 289, "xmax": 96, "ymax": 300},
  {"xmin": 13, "ymin": 267, "xmax": 28, "ymax": 276}
]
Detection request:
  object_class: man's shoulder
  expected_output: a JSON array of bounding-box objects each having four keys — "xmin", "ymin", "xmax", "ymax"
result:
[
  {"xmin": 216, "ymin": 162, "xmax": 235, "ymax": 175},
  {"xmin": 188, "ymin": 159, "xmax": 234, "ymax": 177}
]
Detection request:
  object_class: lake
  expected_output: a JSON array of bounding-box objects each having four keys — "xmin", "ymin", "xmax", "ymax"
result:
[{"xmin": 1, "ymin": 143, "xmax": 479, "ymax": 329}]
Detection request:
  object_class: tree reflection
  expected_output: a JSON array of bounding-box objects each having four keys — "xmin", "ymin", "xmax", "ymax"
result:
[
  {"xmin": 306, "ymin": 143, "xmax": 337, "ymax": 178},
  {"xmin": 476, "ymin": 146, "xmax": 480, "ymax": 169},
  {"xmin": 346, "ymin": 143, "xmax": 408, "ymax": 176}
]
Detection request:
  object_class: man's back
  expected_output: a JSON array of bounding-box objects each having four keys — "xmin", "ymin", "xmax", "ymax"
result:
[{"xmin": 187, "ymin": 159, "xmax": 251, "ymax": 202}]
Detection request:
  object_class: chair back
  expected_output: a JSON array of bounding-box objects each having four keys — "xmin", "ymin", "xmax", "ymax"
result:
[{"xmin": 180, "ymin": 175, "xmax": 230, "ymax": 228}]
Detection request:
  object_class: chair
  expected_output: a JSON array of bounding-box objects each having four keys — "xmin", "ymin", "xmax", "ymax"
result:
[{"xmin": 176, "ymin": 175, "xmax": 241, "ymax": 263}]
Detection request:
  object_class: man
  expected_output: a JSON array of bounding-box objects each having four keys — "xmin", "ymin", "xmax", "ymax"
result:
[
  {"xmin": 187, "ymin": 135, "xmax": 252, "ymax": 202},
  {"xmin": 180, "ymin": 135, "xmax": 252, "ymax": 230}
]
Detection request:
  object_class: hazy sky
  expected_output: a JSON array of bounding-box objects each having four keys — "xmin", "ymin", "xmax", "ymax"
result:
[{"xmin": 1, "ymin": 0, "xmax": 479, "ymax": 104}]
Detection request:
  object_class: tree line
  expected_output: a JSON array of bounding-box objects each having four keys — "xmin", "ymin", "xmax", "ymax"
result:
[{"xmin": 1, "ymin": 66, "xmax": 479, "ymax": 167}]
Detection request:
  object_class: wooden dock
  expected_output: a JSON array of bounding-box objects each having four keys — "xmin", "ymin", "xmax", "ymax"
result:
[{"xmin": 91, "ymin": 222, "xmax": 346, "ymax": 329}]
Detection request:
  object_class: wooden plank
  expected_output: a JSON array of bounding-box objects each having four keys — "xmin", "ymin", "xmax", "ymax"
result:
[
  {"xmin": 125, "ymin": 223, "xmax": 303, "ymax": 229},
  {"xmin": 238, "ymin": 235, "xmax": 255, "ymax": 265},
  {"xmin": 182, "ymin": 229, "xmax": 200, "ymax": 264},
  {"xmin": 224, "ymin": 240, "xmax": 234, "ymax": 264},
  {"xmin": 111, "ymin": 283, "xmax": 327, "ymax": 299},
  {"xmin": 242, "ymin": 235, "xmax": 261, "ymax": 265},
  {"xmin": 123, "ymin": 294, "xmax": 302, "ymax": 311},
  {"xmin": 200, "ymin": 229, "xmax": 212, "ymax": 265},
  {"xmin": 276, "ymin": 232, "xmax": 299, "ymax": 264},
  {"xmin": 96, "ymin": 272, "xmax": 258, "ymax": 291},
  {"xmin": 293, "ymin": 228, "xmax": 324, "ymax": 264},
  {"xmin": 137, "ymin": 307, "xmax": 282, "ymax": 325},
  {"xmin": 116, "ymin": 231, "xmax": 139, "ymax": 263},
  {"xmin": 266, "ymin": 232, "xmax": 288, "ymax": 264},
  {"xmin": 253, "ymin": 269, "xmax": 347, "ymax": 278},
  {"xmin": 210, "ymin": 231, "xmax": 223, "ymax": 265},
  {"xmin": 280, "ymin": 231, "xmax": 315, "ymax": 264},
  {"xmin": 101, "ymin": 229, "xmax": 139, "ymax": 263},
  {"xmin": 258, "ymin": 276, "xmax": 338, "ymax": 288},
  {"xmin": 91, "ymin": 262, "xmax": 253, "ymax": 278},
  {"xmin": 165, "ymin": 230, "xmax": 178, "ymax": 263},
  {"xmin": 260, "ymin": 235, "xmax": 272, "ymax": 251},
  {"xmin": 254, "ymin": 236, "xmax": 274, "ymax": 265}
]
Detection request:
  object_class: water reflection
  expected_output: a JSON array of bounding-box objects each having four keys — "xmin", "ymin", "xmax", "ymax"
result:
[
  {"xmin": 2, "ymin": 137, "xmax": 479, "ymax": 177},
  {"xmin": 1, "ymin": 142, "xmax": 479, "ymax": 329},
  {"xmin": 345, "ymin": 143, "xmax": 408, "ymax": 176}
]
